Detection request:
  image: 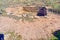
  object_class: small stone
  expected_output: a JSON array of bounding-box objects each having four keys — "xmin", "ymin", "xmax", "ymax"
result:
[
  {"xmin": 22, "ymin": 14, "xmax": 27, "ymax": 17},
  {"xmin": 17, "ymin": 15, "xmax": 22, "ymax": 17}
]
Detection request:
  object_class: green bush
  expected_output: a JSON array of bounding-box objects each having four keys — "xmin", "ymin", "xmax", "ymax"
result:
[{"xmin": 50, "ymin": 35, "xmax": 58, "ymax": 40}]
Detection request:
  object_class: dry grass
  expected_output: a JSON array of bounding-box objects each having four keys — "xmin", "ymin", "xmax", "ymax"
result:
[{"xmin": 4, "ymin": 31, "xmax": 22, "ymax": 40}]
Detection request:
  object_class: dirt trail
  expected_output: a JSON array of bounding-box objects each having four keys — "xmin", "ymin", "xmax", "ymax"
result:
[{"xmin": 0, "ymin": 11, "xmax": 60, "ymax": 40}]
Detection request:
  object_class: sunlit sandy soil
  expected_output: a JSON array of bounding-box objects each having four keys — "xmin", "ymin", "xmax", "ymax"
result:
[{"xmin": 0, "ymin": 9, "xmax": 60, "ymax": 40}]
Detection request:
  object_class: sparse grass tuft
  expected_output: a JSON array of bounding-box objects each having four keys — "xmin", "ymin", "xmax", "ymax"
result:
[
  {"xmin": 0, "ymin": 9, "xmax": 7, "ymax": 16},
  {"xmin": 4, "ymin": 31, "xmax": 22, "ymax": 40}
]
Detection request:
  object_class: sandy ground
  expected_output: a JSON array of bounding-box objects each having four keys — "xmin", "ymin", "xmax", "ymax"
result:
[{"xmin": 0, "ymin": 11, "xmax": 60, "ymax": 40}]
